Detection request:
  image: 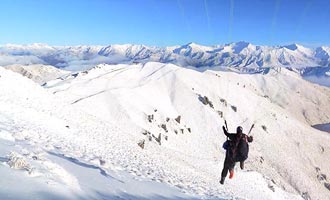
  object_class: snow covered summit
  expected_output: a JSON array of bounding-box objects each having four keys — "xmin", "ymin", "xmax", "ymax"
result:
[{"xmin": 1, "ymin": 42, "xmax": 330, "ymax": 81}]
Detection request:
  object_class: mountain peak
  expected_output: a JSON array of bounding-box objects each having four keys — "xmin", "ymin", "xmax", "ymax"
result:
[
  {"xmin": 176, "ymin": 42, "xmax": 213, "ymax": 53},
  {"xmin": 234, "ymin": 41, "xmax": 250, "ymax": 46},
  {"xmin": 185, "ymin": 42, "xmax": 208, "ymax": 49},
  {"xmin": 282, "ymin": 43, "xmax": 302, "ymax": 51},
  {"xmin": 230, "ymin": 41, "xmax": 251, "ymax": 53}
]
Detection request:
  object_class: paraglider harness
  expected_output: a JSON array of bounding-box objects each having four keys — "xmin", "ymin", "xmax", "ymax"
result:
[{"xmin": 222, "ymin": 120, "xmax": 254, "ymax": 151}]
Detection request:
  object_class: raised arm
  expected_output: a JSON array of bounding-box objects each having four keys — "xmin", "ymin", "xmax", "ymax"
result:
[{"xmin": 222, "ymin": 126, "xmax": 236, "ymax": 140}]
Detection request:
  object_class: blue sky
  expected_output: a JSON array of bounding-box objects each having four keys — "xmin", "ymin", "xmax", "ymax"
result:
[{"xmin": 0, "ymin": 0, "xmax": 329, "ymax": 46}]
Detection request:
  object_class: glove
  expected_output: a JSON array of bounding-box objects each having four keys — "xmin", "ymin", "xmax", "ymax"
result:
[{"xmin": 247, "ymin": 136, "xmax": 253, "ymax": 142}]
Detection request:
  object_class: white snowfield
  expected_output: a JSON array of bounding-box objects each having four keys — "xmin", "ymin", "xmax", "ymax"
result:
[
  {"xmin": 4, "ymin": 64, "xmax": 68, "ymax": 85},
  {"xmin": 1, "ymin": 62, "xmax": 330, "ymax": 200}
]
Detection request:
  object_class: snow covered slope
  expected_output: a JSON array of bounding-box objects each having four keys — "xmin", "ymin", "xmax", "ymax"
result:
[
  {"xmin": 43, "ymin": 62, "xmax": 330, "ymax": 200},
  {"xmin": 3, "ymin": 62, "xmax": 328, "ymax": 199},
  {"xmin": 0, "ymin": 67, "xmax": 200, "ymax": 200},
  {"xmin": 4, "ymin": 64, "xmax": 69, "ymax": 85}
]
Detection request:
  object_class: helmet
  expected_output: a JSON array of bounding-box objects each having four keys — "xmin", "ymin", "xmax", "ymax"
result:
[{"xmin": 236, "ymin": 126, "xmax": 243, "ymax": 134}]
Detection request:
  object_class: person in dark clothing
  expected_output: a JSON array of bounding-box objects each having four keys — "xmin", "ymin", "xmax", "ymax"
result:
[{"xmin": 220, "ymin": 126, "xmax": 253, "ymax": 184}]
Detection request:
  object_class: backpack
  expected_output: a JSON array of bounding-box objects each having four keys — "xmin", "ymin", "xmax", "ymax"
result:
[
  {"xmin": 222, "ymin": 140, "xmax": 230, "ymax": 150},
  {"xmin": 223, "ymin": 134, "xmax": 249, "ymax": 162},
  {"xmin": 235, "ymin": 135, "xmax": 249, "ymax": 162}
]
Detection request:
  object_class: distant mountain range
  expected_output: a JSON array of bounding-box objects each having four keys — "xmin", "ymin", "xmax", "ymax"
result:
[{"xmin": 1, "ymin": 42, "xmax": 330, "ymax": 82}]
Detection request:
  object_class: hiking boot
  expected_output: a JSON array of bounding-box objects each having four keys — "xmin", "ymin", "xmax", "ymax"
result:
[
  {"xmin": 229, "ymin": 169, "xmax": 234, "ymax": 179},
  {"xmin": 220, "ymin": 177, "xmax": 225, "ymax": 185},
  {"xmin": 240, "ymin": 161, "xmax": 244, "ymax": 170}
]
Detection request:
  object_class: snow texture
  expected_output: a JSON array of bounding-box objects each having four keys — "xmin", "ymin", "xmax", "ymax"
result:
[{"xmin": 1, "ymin": 62, "xmax": 330, "ymax": 200}]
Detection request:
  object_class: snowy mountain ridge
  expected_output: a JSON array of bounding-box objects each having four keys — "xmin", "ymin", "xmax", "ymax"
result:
[
  {"xmin": 2, "ymin": 42, "xmax": 330, "ymax": 86},
  {"xmin": 0, "ymin": 42, "xmax": 329, "ymax": 71}
]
